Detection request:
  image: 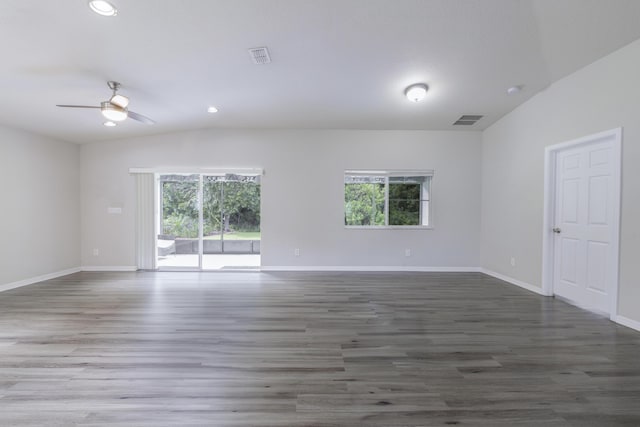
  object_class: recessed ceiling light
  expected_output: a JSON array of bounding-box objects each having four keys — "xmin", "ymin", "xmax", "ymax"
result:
[
  {"xmin": 103, "ymin": 121, "xmax": 116, "ymax": 127},
  {"xmin": 405, "ymin": 83, "xmax": 429, "ymax": 102},
  {"xmin": 88, "ymin": 0, "xmax": 118, "ymax": 17},
  {"xmin": 507, "ymin": 85, "xmax": 523, "ymax": 95},
  {"xmin": 207, "ymin": 106, "xmax": 219, "ymax": 113}
]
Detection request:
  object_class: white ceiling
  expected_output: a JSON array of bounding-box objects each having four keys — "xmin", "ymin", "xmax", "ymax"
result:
[{"xmin": 1, "ymin": 0, "xmax": 640, "ymax": 143}]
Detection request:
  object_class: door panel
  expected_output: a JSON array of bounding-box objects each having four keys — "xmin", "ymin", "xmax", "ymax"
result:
[
  {"xmin": 553, "ymin": 140, "xmax": 615, "ymax": 313},
  {"xmin": 202, "ymin": 174, "xmax": 261, "ymax": 270},
  {"xmin": 587, "ymin": 176, "xmax": 608, "ymax": 225},
  {"xmin": 586, "ymin": 241, "xmax": 607, "ymax": 294},
  {"xmin": 589, "ymin": 148, "xmax": 609, "ymax": 167},
  {"xmin": 157, "ymin": 174, "xmax": 201, "ymax": 269},
  {"xmin": 560, "ymin": 238, "xmax": 579, "ymax": 285},
  {"xmin": 562, "ymin": 179, "xmax": 580, "ymax": 223},
  {"xmin": 563, "ymin": 153, "xmax": 580, "ymax": 170}
]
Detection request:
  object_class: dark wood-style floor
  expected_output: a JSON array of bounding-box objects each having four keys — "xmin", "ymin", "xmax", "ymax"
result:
[{"xmin": 0, "ymin": 271, "xmax": 639, "ymax": 426}]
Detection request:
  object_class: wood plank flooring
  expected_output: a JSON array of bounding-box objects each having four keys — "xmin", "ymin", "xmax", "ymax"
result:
[{"xmin": 0, "ymin": 271, "xmax": 639, "ymax": 426}]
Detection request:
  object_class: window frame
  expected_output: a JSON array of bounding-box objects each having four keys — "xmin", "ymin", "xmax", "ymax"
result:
[{"xmin": 344, "ymin": 170, "xmax": 433, "ymax": 229}]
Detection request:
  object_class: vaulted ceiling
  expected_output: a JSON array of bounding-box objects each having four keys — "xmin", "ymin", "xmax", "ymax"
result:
[{"xmin": 1, "ymin": 0, "xmax": 640, "ymax": 143}]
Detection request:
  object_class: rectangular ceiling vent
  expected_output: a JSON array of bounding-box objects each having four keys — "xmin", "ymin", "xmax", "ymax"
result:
[
  {"xmin": 248, "ymin": 47, "xmax": 271, "ymax": 64},
  {"xmin": 453, "ymin": 115, "xmax": 483, "ymax": 125}
]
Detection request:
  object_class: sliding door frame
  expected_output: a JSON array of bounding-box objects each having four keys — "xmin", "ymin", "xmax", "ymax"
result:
[{"xmin": 132, "ymin": 167, "xmax": 263, "ymax": 271}]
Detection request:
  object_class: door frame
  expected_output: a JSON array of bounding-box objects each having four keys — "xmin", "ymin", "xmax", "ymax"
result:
[{"xmin": 541, "ymin": 128, "xmax": 622, "ymax": 320}]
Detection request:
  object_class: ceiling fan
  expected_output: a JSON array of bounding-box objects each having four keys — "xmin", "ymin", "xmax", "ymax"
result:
[{"xmin": 56, "ymin": 81, "xmax": 155, "ymax": 126}]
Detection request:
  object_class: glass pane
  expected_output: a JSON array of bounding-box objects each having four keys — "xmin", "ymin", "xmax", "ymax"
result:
[
  {"xmin": 157, "ymin": 174, "xmax": 200, "ymax": 268},
  {"xmin": 389, "ymin": 183, "xmax": 420, "ymax": 225},
  {"xmin": 202, "ymin": 175, "xmax": 261, "ymax": 270},
  {"xmin": 222, "ymin": 181, "xmax": 261, "ymax": 240},
  {"xmin": 344, "ymin": 182, "xmax": 385, "ymax": 226},
  {"xmin": 203, "ymin": 177, "xmax": 223, "ymax": 257},
  {"xmin": 389, "ymin": 176, "xmax": 426, "ymax": 184}
]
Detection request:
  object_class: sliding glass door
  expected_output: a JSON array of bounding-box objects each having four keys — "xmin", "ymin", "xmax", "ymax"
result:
[
  {"xmin": 156, "ymin": 173, "xmax": 260, "ymax": 270},
  {"xmin": 202, "ymin": 175, "xmax": 261, "ymax": 269},
  {"xmin": 157, "ymin": 174, "xmax": 201, "ymax": 269}
]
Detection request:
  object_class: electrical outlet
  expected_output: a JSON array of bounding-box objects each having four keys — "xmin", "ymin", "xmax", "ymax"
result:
[
  {"xmin": 294, "ymin": 248, "xmax": 300, "ymax": 257},
  {"xmin": 93, "ymin": 248, "xmax": 100, "ymax": 256},
  {"xmin": 510, "ymin": 256, "xmax": 516, "ymax": 267},
  {"xmin": 405, "ymin": 249, "xmax": 411, "ymax": 257}
]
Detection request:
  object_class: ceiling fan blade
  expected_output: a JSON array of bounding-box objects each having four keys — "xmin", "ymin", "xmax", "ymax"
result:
[
  {"xmin": 56, "ymin": 105, "xmax": 100, "ymax": 109},
  {"xmin": 128, "ymin": 110, "xmax": 156, "ymax": 124}
]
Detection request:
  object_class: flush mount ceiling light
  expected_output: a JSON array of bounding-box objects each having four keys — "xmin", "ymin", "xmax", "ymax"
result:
[
  {"xmin": 405, "ymin": 83, "xmax": 429, "ymax": 102},
  {"xmin": 207, "ymin": 106, "xmax": 219, "ymax": 113},
  {"xmin": 103, "ymin": 121, "xmax": 116, "ymax": 127},
  {"xmin": 88, "ymin": 0, "xmax": 118, "ymax": 17},
  {"xmin": 100, "ymin": 101, "xmax": 128, "ymax": 121}
]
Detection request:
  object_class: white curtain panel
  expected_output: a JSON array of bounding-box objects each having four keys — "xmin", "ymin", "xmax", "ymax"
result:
[{"xmin": 135, "ymin": 173, "xmax": 156, "ymax": 270}]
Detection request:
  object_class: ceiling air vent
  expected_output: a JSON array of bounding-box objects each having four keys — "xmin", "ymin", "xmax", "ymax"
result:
[
  {"xmin": 248, "ymin": 47, "xmax": 271, "ymax": 64},
  {"xmin": 453, "ymin": 115, "xmax": 483, "ymax": 125}
]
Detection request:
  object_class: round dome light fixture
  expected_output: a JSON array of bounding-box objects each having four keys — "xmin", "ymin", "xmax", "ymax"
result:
[
  {"xmin": 405, "ymin": 83, "xmax": 429, "ymax": 102},
  {"xmin": 88, "ymin": 0, "xmax": 118, "ymax": 17}
]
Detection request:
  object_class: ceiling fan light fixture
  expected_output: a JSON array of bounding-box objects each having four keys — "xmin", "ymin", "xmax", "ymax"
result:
[
  {"xmin": 101, "ymin": 101, "xmax": 128, "ymax": 121},
  {"xmin": 88, "ymin": 0, "xmax": 118, "ymax": 16},
  {"xmin": 405, "ymin": 83, "xmax": 429, "ymax": 102},
  {"xmin": 110, "ymin": 94, "xmax": 129, "ymax": 108}
]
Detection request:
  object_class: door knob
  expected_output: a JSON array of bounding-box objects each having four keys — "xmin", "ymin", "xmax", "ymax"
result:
[{"xmin": 552, "ymin": 227, "xmax": 561, "ymax": 234}]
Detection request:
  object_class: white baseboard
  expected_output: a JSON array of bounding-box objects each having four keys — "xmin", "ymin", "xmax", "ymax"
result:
[
  {"xmin": 0, "ymin": 267, "xmax": 81, "ymax": 293},
  {"xmin": 614, "ymin": 315, "xmax": 640, "ymax": 332},
  {"xmin": 260, "ymin": 266, "xmax": 482, "ymax": 272},
  {"xmin": 481, "ymin": 268, "xmax": 548, "ymax": 296},
  {"xmin": 81, "ymin": 266, "xmax": 138, "ymax": 272}
]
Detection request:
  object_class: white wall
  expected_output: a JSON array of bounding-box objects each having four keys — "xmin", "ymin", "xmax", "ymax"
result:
[
  {"xmin": 481, "ymin": 38, "xmax": 640, "ymax": 324},
  {"xmin": 80, "ymin": 129, "xmax": 481, "ymax": 269},
  {"xmin": 0, "ymin": 126, "xmax": 80, "ymax": 286}
]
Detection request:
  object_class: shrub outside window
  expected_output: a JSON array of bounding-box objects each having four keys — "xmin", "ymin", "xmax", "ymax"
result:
[{"xmin": 344, "ymin": 171, "xmax": 432, "ymax": 227}]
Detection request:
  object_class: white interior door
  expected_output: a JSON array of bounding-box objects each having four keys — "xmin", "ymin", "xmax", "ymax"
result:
[{"xmin": 552, "ymin": 134, "xmax": 620, "ymax": 314}]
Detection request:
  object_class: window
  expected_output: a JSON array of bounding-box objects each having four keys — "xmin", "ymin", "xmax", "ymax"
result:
[{"xmin": 344, "ymin": 171, "xmax": 432, "ymax": 227}]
